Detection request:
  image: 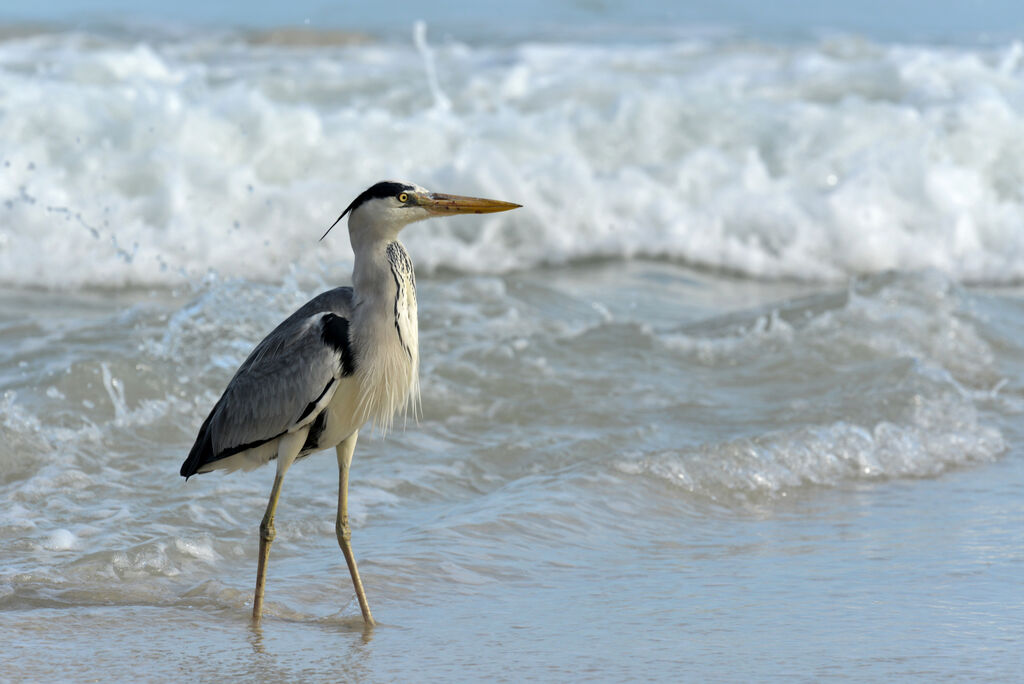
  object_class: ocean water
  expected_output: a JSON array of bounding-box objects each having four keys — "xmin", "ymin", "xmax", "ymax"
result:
[{"xmin": 2, "ymin": 5, "xmax": 1024, "ymax": 681}]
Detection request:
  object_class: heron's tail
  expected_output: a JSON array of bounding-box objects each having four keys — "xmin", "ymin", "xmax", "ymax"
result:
[{"xmin": 181, "ymin": 400, "xmax": 220, "ymax": 479}]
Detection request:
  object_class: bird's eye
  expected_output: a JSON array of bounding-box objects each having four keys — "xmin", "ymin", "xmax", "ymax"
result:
[{"xmin": 398, "ymin": 193, "xmax": 409, "ymax": 203}]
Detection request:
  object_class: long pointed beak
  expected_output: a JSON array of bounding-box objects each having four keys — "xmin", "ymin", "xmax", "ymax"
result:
[{"xmin": 417, "ymin": 192, "xmax": 521, "ymax": 215}]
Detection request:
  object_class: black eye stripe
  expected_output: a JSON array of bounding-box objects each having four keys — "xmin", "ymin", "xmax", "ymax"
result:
[{"xmin": 343, "ymin": 181, "xmax": 416, "ymax": 215}]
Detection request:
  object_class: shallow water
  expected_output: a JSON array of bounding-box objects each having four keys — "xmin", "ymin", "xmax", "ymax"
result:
[
  {"xmin": 3, "ymin": 8, "xmax": 1024, "ymax": 682},
  {"xmin": 3, "ymin": 264, "xmax": 1024, "ymax": 680}
]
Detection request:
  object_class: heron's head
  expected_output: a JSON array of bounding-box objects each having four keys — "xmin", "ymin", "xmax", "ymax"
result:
[{"xmin": 322, "ymin": 180, "xmax": 521, "ymax": 246}]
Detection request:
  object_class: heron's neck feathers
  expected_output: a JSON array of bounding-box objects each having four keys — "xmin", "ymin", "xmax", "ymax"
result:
[{"xmin": 349, "ymin": 238, "xmax": 420, "ymax": 435}]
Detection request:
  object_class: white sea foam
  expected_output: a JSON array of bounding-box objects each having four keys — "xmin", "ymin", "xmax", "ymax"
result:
[
  {"xmin": 617, "ymin": 393, "xmax": 1006, "ymax": 500},
  {"xmin": 662, "ymin": 270, "xmax": 1001, "ymax": 389},
  {"xmin": 2, "ymin": 31, "xmax": 1024, "ymax": 287},
  {"xmin": 622, "ymin": 270, "xmax": 1010, "ymax": 499},
  {"xmin": 42, "ymin": 528, "xmax": 79, "ymax": 551}
]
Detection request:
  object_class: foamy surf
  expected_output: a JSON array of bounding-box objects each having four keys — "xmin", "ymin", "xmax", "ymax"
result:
[
  {"xmin": 3, "ymin": 30, "xmax": 1024, "ymax": 287},
  {"xmin": 617, "ymin": 393, "xmax": 1005, "ymax": 502}
]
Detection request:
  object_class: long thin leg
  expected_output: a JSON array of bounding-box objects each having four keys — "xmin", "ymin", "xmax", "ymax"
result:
[
  {"xmin": 253, "ymin": 429, "xmax": 305, "ymax": 622},
  {"xmin": 336, "ymin": 431, "xmax": 374, "ymax": 626}
]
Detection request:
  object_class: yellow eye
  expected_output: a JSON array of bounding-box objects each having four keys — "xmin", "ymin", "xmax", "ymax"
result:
[{"xmin": 398, "ymin": 193, "xmax": 409, "ymax": 203}]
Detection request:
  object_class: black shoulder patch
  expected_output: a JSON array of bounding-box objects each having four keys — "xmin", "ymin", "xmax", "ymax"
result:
[{"xmin": 321, "ymin": 314, "xmax": 356, "ymax": 376}]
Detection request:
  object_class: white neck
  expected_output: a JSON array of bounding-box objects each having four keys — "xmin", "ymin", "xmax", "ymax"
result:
[
  {"xmin": 347, "ymin": 200, "xmax": 404, "ymax": 253},
  {"xmin": 348, "ymin": 232, "xmax": 420, "ymax": 433}
]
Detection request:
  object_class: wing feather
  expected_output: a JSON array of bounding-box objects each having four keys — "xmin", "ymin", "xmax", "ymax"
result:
[{"xmin": 181, "ymin": 287, "xmax": 355, "ymax": 478}]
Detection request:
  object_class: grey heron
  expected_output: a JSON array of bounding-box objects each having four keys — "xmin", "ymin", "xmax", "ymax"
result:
[{"xmin": 180, "ymin": 181, "xmax": 521, "ymax": 626}]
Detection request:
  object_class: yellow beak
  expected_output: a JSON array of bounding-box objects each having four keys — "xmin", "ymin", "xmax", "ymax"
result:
[{"xmin": 416, "ymin": 192, "xmax": 522, "ymax": 215}]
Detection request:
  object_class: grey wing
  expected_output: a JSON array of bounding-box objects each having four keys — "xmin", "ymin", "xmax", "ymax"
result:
[{"xmin": 181, "ymin": 287, "xmax": 355, "ymax": 478}]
